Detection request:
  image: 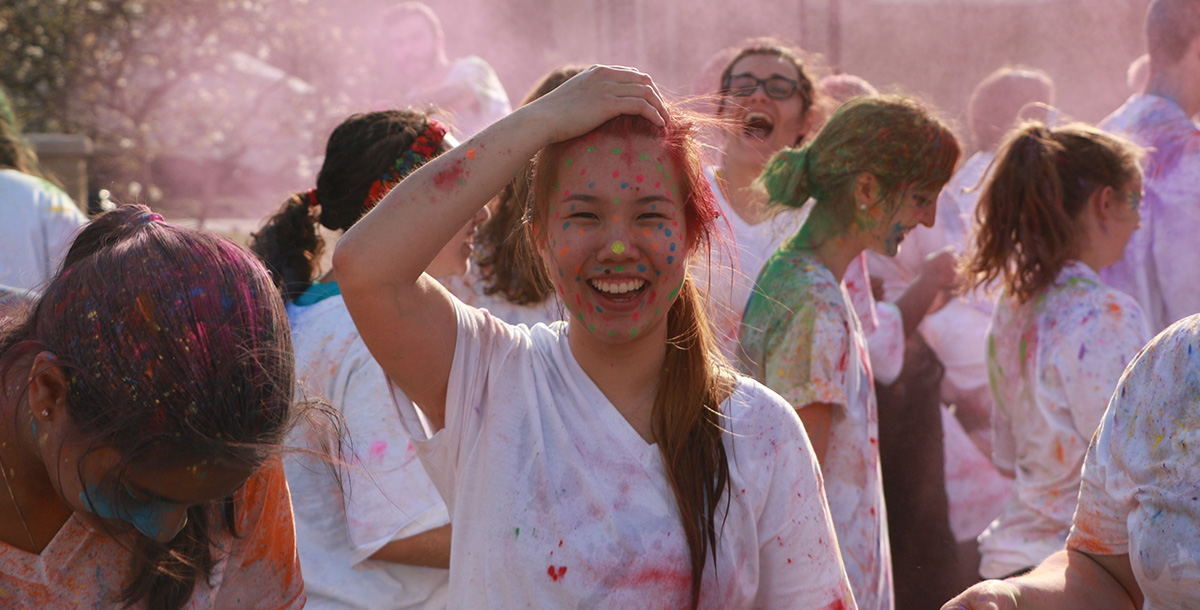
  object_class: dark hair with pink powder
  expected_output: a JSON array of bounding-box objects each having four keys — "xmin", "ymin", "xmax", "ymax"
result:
[{"xmin": 0, "ymin": 204, "xmax": 295, "ymax": 610}]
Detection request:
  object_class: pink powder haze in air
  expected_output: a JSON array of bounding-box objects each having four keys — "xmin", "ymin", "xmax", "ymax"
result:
[{"xmin": 87, "ymin": 0, "xmax": 1148, "ymax": 219}]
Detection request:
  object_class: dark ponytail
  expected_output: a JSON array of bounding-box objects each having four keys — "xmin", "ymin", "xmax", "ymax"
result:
[{"xmin": 251, "ymin": 109, "xmax": 445, "ymax": 301}]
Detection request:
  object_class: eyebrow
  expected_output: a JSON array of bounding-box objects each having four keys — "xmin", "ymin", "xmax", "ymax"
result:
[{"xmin": 562, "ymin": 193, "xmax": 675, "ymax": 205}]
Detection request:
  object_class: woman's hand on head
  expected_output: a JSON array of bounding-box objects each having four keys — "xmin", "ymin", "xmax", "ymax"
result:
[
  {"xmin": 941, "ymin": 580, "xmax": 1021, "ymax": 610},
  {"xmin": 524, "ymin": 65, "xmax": 668, "ymax": 142}
]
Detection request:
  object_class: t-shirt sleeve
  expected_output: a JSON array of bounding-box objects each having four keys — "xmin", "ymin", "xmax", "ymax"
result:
[
  {"xmin": 339, "ymin": 350, "xmax": 449, "ymax": 564},
  {"xmin": 763, "ymin": 300, "xmax": 849, "ymax": 412},
  {"xmin": 1066, "ymin": 403, "xmax": 1132, "ymax": 556},
  {"xmin": 989, "ymin": 331, "xmax": 1017, "ymax": 472},
  {"xmin": 409, "ymin": 298, "xmax": 525, "ymax": 511},
  {"xmin": 1051, "ymin": 293, "xmax": 1149, "ymax": 441},
  {"xmin": 737, "ymin": 383, "xmax": 857, "ymax": 609},
  {"xmin": 213, "ymin": 458, "xmax": 305, "ymax": 609}
]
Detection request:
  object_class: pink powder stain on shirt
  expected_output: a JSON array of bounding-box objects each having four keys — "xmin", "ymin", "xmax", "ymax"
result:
[
  {"xmin": 547, "ymin": 565, "xmax": 568, "ymax": 581},
  {"xmin": 369, "ymin": 440, "xmax": 388, "ymax": 461}
]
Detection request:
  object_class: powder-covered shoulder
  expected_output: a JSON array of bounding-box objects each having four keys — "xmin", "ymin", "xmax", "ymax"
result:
[{"xmin": 720, "ymin": 374, "xmax": 809, "ymax": 447}]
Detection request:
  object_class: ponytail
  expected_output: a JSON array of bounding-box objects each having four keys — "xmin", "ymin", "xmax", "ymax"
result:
[
  {"xmin": 250, "ymin": 192, "xmax": 324, "ymax": 302},
  {"xmin": 654, "ymin": 275, "xmax": 736, "ymax": 609},
  {"xmin": 964, "ymin": 121, "xmax": 1141, "ymax": 302}
]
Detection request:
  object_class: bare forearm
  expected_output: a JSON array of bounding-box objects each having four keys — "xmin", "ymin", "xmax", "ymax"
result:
[
  {"xmin": 942, "ymin": 550, "xmax": 1140, "ymax": 610},
  {"xmin": 367, "ymin": 524, "xmax": 452, "ymax": 569}
]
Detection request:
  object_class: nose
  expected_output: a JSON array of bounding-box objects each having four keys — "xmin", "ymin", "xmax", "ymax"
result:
[
  {"xmin": 596, "ymin": 222, "xmax": 637, "ymax": 263},
  {"xmin": 919, "ymin": 200, "xmax": 938, "ymax": 228}
]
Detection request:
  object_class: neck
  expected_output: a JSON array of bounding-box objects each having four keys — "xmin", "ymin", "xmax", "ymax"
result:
[
  {"xmin": 719, "ymin": 146, "xmax": 772, "ymax": 226},
  {"xmin": 793, "ymin": 207, "xmax": 864, "ymax": 283},
  {"xmin": 0, "ymin": 381, "xmax": 71, "ymax": 552},
  {"xmin": 567, "ymin": 319, "xmax": 668, "ymax": 442},
  {"xmin": 1147, "ymin": 68, "xmax": 1200, "ymax": 117}
]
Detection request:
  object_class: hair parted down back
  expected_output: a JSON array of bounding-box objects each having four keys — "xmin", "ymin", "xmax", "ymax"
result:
[
  {"xmin": 251, "ymin": 109, "xmax": 441, "ymax": 301},
  {"xmin": 0, "ymin": 204, "xmax": 296, "ymax": 610}
]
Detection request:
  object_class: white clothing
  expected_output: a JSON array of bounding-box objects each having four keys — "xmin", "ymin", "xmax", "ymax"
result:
[
  {"xmin": 285, "ymin": 296, "xmax": 450, "ymax": 610},
  {"xmin": 438, "ymin": 56, "xmax": 511, "ymax": 140},
  {"xmin": 703, "ymin": 166, "xmax": 904, "ymax": 382},
  {"xmin": 411, "ymin": 299, "xmax": 857, "ymax": 609},
  {"xmin": 0, "ymin": 169, "xmax": 87, "ymax": 290},
  {"xmin": 978, "ymin": 262, "xmax": 1149, "ymax": 578},
  {"xmin": 1100, "ymin": 94, "xmax": 1200, "ymax": 333},
  {"xmin": 739, "ymin": 248, "xmax": 893, "ymax": 610},
  {"xmin": 1068, "ymin": 314, "xmax": 1200, "ymax": 609},
  {"xmin": 440, "ymin": 269, "xmax": 560, "ymax": 328}
]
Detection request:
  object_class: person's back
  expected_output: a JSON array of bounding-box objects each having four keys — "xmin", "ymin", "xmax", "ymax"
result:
[{"xmin": 1100, "ymin": 0, "xmax": 1200, "ymax": 333}]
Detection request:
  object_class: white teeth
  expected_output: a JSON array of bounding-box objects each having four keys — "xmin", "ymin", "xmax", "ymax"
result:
[{"xmin": 590, "ymin": 279, "xmax": 646, "ymax": 294}]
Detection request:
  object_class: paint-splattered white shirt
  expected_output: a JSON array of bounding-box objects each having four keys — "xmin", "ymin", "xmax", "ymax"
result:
[
  {"xmin": 285, "ymin": 295, "xmax": 450, "ymax": 610},
  {"xmin": 739, "ymin": 248, "xmax": 893, "ymax": 610},
  {"xmin": 1068, "ymin": 314, "xmax": 1200, "ymax": 609},
  {"xmin": 978, "ymin": 262, "xmax": 1149, "ymax": 578},
  {"xmin": 413, "ymin": 298, "xmax": 856, "ymax": 609},
  {"xmin": 703, "ymin": 167, "xmax": 904, "ymax": 383},
  {"xmin": 1100, "ymin": 94, "xmax": 1200, "ymax": 333}
]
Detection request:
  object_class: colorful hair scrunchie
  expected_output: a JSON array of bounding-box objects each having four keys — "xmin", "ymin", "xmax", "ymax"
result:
[{"xmin": 365, "ymin": 119, "xmax": 448, "ymax": 209}]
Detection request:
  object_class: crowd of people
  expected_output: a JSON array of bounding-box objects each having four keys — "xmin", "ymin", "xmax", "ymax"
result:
[{"xmin": 3, "ymin": 0, "xmax": 1200, "ymax": 608}]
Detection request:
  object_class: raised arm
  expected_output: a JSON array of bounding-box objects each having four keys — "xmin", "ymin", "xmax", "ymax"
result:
[{"xmin": 334, "ymin": 66, "xmax": 666, "ymax": 428}]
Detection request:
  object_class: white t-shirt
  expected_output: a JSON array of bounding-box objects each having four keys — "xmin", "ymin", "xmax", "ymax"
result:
[
  {"xmin": 702, "ymin": 166, "xmax": 904, "ymax": 383},
  {"xmin": 440, "ymin": 268, "xmax": 561, "ymax": 328},
  {"xmin": 285, "ymin": 295, "xmax": 450, "ymax": 610},
  {"xmin": 410, "ymin": 299, "xmax": 857, "ymax": 609},
  {"xmin": 1100, "ymin": 94, "xmax": 1200, "ymax": 334},
  {"xmin": 1068, "ymin": 314, "xmax": 1200, "ymax": 609},
  {"xmin": 739, "ymin": 248, "xmax": 892, "ymax": 610},
  {"xmin": 978, "ymin": 262, "xmax": 1149, "ymax": 578},
  {"xmin": 0, "ymin": 168, "xmax": 87, "ymax": 290}
]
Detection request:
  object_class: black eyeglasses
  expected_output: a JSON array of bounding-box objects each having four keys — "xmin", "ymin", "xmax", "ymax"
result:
[{"xmin": 725, "ymin": 73, "xmax": 801, "ymax": 99}]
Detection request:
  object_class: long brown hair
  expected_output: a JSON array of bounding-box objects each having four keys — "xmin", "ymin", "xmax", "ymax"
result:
[
  {"xmin": 530, "ymin": 112, "xmax": 736, "ymax": 608},
  {"xmin": 964, "ymin": 122, "xmax": 1142, "ymax": 303}
]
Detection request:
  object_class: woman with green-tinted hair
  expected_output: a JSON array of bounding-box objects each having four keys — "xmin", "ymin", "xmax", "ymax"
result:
[{"xmin": 739, "ymin": 94, "xmax": 960, "ymax": 610}]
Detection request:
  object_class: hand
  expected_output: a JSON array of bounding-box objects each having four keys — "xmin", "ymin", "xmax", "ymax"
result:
[
  {"xmin": 523, "ymin": 65, "xmax": 668, "ymax": 143},
  {"xmin": 941, "ymin": 580, "xmax": 1021, "ymax": 610},
  {"xmin": 921, "ymin": 248, "xmax": 962, "ymax": 291}
]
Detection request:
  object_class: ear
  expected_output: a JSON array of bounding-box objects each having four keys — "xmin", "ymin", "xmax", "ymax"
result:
[
  {"xmin": 28, "ymin": 351, "xmax": 69, "ymax": 432},
  {"xmin": 794, "ymin": 110, "xmax": 819, "ymax": 146},
  {"xmin": 853, "ymin": 172, "xmax": 881, "ymax": 210},
  {"xmin": 1093, "ymin": 185, "xmax": 1118, "ymax": 222}
]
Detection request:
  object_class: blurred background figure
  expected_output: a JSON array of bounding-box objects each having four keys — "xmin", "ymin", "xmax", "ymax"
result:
[
  {"xmin": 1100, "ymin": 0, "xmax": 1200, "ymax": 336},
  {"xmin": 0, "ymin": 85, "xmax": 87, "ymax": 290},
  {"xmin": 376, "ymin": 2, "xmax": 512, "ymax": 140}
]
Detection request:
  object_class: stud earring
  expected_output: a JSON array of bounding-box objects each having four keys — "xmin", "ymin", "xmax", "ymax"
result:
[{"xmin": 40, "ymin": 410, "xmax": 49, "ymax": 417}]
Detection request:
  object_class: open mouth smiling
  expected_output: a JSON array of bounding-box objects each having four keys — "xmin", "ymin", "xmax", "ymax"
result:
[
  {"xmin": 589, "ymin": 278, "xmax": 648, "ymax": 302},
  {"xmin": 743, "ymin": 112, "xmax": 775, "ymax": 139}
]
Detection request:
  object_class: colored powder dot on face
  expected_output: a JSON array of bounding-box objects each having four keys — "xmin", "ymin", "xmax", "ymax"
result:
[
  {"xmin": 630, "ymin": 328, "xmax": 638, "ymax": 338},
  {"xmin": 581, "ymin": 169, "xmax": 587, "ymax": 175},
  {"xmin": 637, "ymin": 264, "xmax": 646, "ymax": 273},
  {"xmin": 615, "ymin": 266, "xmax": 625, "ymax": 272},
  {"xmin": 657, "ymin": 163, "xmax": 664, "ymax": 173},
  {"xmin": 667, "ymin": 256, "xmax": 675, "ymax": 265},
  {"xmin": 611, "ymin": 241, "xmax": 626, "ymax": 254},
  {"xmin": 589, "ymin": 324, "xmax": 596, "ymax": 331},
  {"xmin": 587, "ymin": 146, "xmax": 596, "ymax": 152},
  {"xmin": 669, "ymin": 288, "xmax": 678, "ymax": 300},
  {"xmin": 640, "ymin": 153, "xmax": 650, "ymax": 161},
  {"xmin": 608, "ymin": 330, "xmax": 617, "ymax": 336},
  {"xmin": 614, "ymin": 197, "xmax": 621, "ymax": 204},
  {"xmin": 612, "ymin": 170, "xmax": 620, "ymax": 178},
  {"xmin": 563, "ymin": 190, "xmax": 571, "ymax": 197},
  {"xmin": 565, "ymin": 159, "xmax": 572, "ymax": 167},
  {"xmin": 633, "ymin": 312, "xmax": 639, "ymax": 322},
  {"xmin": 578, "ymin": 313, "xmax": 585, "ymax": 322},
  {"xmin": 588, "ymin": 182, "xmax": 596, "ymax": 189},
  {"xmin": 559, "ymin": 246, "xmax": 569, "ymax": 257},
  {"xmin": 562, "ymin": 222, "xmax": 571, "ymax": 230},
  {"xmin": 670, "ymin": 242, "xmax": 676, "ymax": 251},
  {"xmin": 665, "ymin": 229, "xmax": 672, "ymax": 237},
  {"xmin": 556, "ymin": 181, "xmax": 560, "ymax": 192},
  {"xmin": 613, "ymin": 147, "xmax": 622, "ymax": 154},
  {"xmin": 655, "ymin": 307, "xmax": 661, "ymax": 316},
  {"xmin": 595, "ymin": 306, "xmax": 603, "ymax": 313},
  {"xmin": 620, "ymin": 183, "xmax": 628, "ymax": 189},
  {"xmin": 635, "ymin": 174, "xmax": 644, "ymax": 183}
]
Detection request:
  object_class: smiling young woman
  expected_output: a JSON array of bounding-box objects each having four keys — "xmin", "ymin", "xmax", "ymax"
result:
[{"xmin": 334, "ymin": 65, "xmax": 855, "ymax": 609}]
